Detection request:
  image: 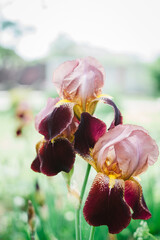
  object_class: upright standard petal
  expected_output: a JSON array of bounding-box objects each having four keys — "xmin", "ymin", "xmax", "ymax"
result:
[
  {"xmin": 52, "ymin": 59, "xmax": 79, "ymax": 97},
  {"xmin": 74, "ymin": 112, "xmax": 106, "ymax": 155},
  {"xmin": 35, "ymin": 98, "xmax": 74, "ymax": 140},
  {"xmin": 36, "ymin": 138, "xmax": 75, "ymax": 176},
  {"xmin": 93, "ymin": 124, "xmax": 159, "ymax": 178},
  {"xmin": 53, "ymin": 57, "xmax": 105, "ymax": 106},
  {"xmin": 83, "ymin": 173, "xmax": 131, "ymax": 234},
  {"xmin": 125, "ymin": 179, "xmax": 151, "ymax": 220}
]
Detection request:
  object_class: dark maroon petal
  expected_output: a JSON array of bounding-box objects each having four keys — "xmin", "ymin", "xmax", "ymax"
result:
[
  {"xmin": 39, "ymin": 138, "xmax": 75, "ymax": 176},
  {"xmin": 31, "ymin": 156, "xmax": 41, "ymax": 173},
  {"xmin": 98, "ymin": 97, "xmax": 123, "ymax": 129},
  {"xmin": 74, "ymin": 112, "xmax": 106, "ymax": 155},
  {"xmin": 83, "ymin": 173, "xmax": 131, "ymax": 234},
  {"xmin": 35, "ymin": 98, "xmax": 60, "ymax": 131},
  {"xmin": 125, "ymin": 179, "xmax": 151, "ymax": 220},
  {"xmin": 38, "ymin": 103, "xmax": 74, "ymax": 140}
]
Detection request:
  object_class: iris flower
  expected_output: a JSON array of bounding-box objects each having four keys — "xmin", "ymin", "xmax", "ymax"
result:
[
  {"xmin": 74, "ymin": 113, "xmax": 159, "ymax": 234},
  {"xmin": 31, "ymin": 97, "xmax": 77, "ymax": 176},
  {"xmin": 31, "ymin": 57, "xmax": 122, "ymax": 176}
]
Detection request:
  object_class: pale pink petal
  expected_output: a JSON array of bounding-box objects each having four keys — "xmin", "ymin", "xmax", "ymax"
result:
[
  {"xmin": 93, "ymin": 125, "xmax": 140, "ymax": 168},
  {"xmin": 53, "ymin": 60, "xmax": 79, "ymax": 96},
  {"xmin": 114, "ymin": 136, "xmax": 140, "ymax": 179},
  {"xmin": 35, "ymin": 97, "xmax": 60, "ymax": 131},
  {"xmin": 115, "ymin": 130, "xmax": 159, "ymax": 178},
  {"xmin": 52, "ymin": 57, "xmax": 105, "ymax": 105},
  {"xmin": 93, "ymin": 124, "xmax": 159, "ymax": 178}
]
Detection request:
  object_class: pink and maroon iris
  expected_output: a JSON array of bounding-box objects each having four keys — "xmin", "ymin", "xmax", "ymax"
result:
[
  {"xmin": 30, "ymin": 57, "xmax": 159, "ymax": 235},
  {"xmin": 83, "ymin": 174, "xmax": 151, "ymax": 234},
  {"xmin": 31, "ymin": 98, "xmax": 77, "ymax": 176},
  {"xmin": 31, "ymin": 138, "xmax": 75, "ymax": 176},
  {"xmin": 31, "ymin": 57, "xmax": 123, "ymax": 178},
  {"xmin": 31, "ymin": 88, "xmax": 122, "ymax": 178},
  {"xmin": 74, "ymin": 112, "xmax": 159, "ymax": 234}
]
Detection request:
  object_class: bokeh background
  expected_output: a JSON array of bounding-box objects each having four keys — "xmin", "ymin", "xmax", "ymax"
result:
[{"xmin": 0, "ymin": 0, "xmax": 160, "ymax": 239}]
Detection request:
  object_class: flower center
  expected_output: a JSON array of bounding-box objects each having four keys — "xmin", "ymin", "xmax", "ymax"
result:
[
  {"xmin": 108, "ymin": 174, "xmax": 116, "ymax": 189},
  {"xmin": 102, "ymin": 158, "xmax": 122, "ymax": 179}
]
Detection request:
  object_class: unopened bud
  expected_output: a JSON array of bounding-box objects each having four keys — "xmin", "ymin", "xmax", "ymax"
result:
[{"xmin": 35, "ymin": 181, "xmax": 45, "ymax": 206}]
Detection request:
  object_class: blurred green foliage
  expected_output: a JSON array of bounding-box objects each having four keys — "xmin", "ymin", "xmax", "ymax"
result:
[
  {"xmin": 150, "ymin": 57, "xmax": 160, "ymax": 94},
  {"xmin": 0, "ymin": 17, "xmax": 34, "ymax": 68},
  {"xmin": 0, "ymin": 46, "xmax": 25, "ymax": 67},
  {"xmin": 0, "ymin": 92, "xmax": 160, "ymax": 240}
]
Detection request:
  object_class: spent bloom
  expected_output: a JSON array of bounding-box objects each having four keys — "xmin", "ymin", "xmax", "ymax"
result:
[
  {"xmin": 31, "ymin": 57, "xmax": 121, "ymax": 176},
  {"xmin": 74, "ymin": 113, "xmax": 159, "ymax": 234}
]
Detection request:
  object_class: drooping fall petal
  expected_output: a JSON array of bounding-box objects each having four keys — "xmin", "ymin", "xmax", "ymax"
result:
[
  {"xmin": 74, "ymin": 112, "xmax": 106, "ymax": 155},
  {"xmin": 39, "ymin": 138, "xmax": 75, "ymax": 176},
  {"xmin": 99, "ymin": 97, "xmax": 123, "ymax": 128},
  {"xmin": 35, "ymin": 98, "xmax": 74, "ymax": 140},
  {"xmin": 88, "ymin": 96, "xmax": 122, "ymax": 128},
  {"xmin": 61, "ymin": 116, "xmax": 79, "ymax": 141},
  {"xmin": 125, "ymin": 178, "xmax": 151, "ymax": 220},
  {"xmin": 31, "ymin": 140, "xmax": 44, "ymax": 173},
  {"xmin": 83, "ymin": 173, "xmax": 131, "ymax": 234},
  {"xmin": 53, "ymin": 57, "xmax": 105, "ymax": 105},
  {"xmin": 31, "ymin": 156, "xmax": 41, "ymax": 173},
  {"xmin": 35, "ymin": 97, "xmax": 60, "ymax": 131},
  {"xmin": 93, "ymin": 124, "xmax": 159, "ymax": 178}
]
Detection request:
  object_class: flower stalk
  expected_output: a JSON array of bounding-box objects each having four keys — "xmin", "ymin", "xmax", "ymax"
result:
[
  {"xmin": 109, "ymin": 233, "xmax": 117, "ymax": 240},
  {"xmin": 75, "ymin": 163, "xmax": 91, "ymax": 240},
  {"xmin": 89, "ymin": 226, "xmax": 95, "ymax": 240},
  {"xmin": 28, "ymin": 200, "xmax": 36, "ymax": 240},
  {"xmin": 148, "ymin": 233, "xmax": 157, "ymax": 240}
]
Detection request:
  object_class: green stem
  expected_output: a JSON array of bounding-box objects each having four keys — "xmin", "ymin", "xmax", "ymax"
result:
[
  {"xmin": 80, "ymin": 164, "xmax": 91, "ymax": 200},
  {"xmin": 75, "ymin": 163, "xmax": 91, "ymax": 240},
  {"xmin": 75, "ymin": 209, "xmax": 80, "ymax": 240},
  {"xmin": 148, "ymin": 233, "xmax": 157, "ymax": 240},
  {"xmin": 30, "ymin": 231, "xmax": 35, "ymax": 240},
  {"xmin": 89, "ymin": 226, "xmax": 95, "ymax": 240},
  {"xmin": 108, "ymin": 233, "xmax": 117, "ymax": 240}
]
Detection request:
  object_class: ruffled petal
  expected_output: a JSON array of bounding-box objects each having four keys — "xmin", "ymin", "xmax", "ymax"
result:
[
  {"xmin": 35, "ymin": 98, "xmax": 74, "ymax": 140},
  {"xmin": 83, "ymin": 173, "xmax": 131, "ymax": 234},
  {"xmin": 39, "ymin": 138, "xmax": 75, "ymax": 176},
  {"xmin": 74, "ymin": 112, "xmax": 106, "ymax": 155},
  {"xmin": 93, "ymin": 124, "xmax": 159, "ymax": 178},
  {"xmin": 53, "ymin": 59, "xmax": 79, "ymax": 97},
  {"xmin": 53, "ymin": 57, "xmax": 105, "ymax": 105},
  {"xmin": 31, "ymin": 156, "xmax": 41, "ymax": 173},
  {"xmin": 125, "ymin": 178, "xmax": 151, "ymax": 220}
]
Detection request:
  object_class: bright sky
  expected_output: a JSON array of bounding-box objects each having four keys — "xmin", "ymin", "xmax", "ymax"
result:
[{"xmin": 1, "ymin": 0, "xmax": 160, "ymax": 61}]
